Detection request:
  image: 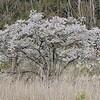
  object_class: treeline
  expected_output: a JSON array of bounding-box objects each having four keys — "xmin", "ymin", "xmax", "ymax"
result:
[{"xmin": 0, "ymin": 0, "xmax": 100, "ymax": 29}]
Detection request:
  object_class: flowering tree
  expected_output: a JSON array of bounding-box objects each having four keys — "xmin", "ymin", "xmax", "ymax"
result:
[{"xmin": 0, "ymin": 10, "xmax": 100, "ymax": 79}]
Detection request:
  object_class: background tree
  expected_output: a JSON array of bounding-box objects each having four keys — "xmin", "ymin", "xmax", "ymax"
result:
[{"xmin": 0, "ymin": 0, "xmax": 100, "ymax": 29}]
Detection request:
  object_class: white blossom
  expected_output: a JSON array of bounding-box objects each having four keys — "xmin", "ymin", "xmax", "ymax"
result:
[{"xmin": 0, "ymin": 10, "xmax": 100, "ymax": 75}]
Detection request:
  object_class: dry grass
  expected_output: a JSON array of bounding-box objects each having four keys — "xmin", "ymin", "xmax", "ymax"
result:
[{"xmin": 0, "ymin": 74, "xmax": 100, "ymax": 100}]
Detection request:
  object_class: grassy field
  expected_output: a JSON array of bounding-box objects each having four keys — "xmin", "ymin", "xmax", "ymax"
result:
[{"xmin": 0, "ymin": 73, "xmax": 100, "ymax": 100}]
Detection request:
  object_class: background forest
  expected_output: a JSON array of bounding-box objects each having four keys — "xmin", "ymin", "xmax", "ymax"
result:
[{"xmin": 0, "ymin": 0, "xmax": 100, "ymax": 29}]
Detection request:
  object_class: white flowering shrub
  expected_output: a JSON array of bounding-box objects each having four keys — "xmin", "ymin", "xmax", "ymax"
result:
[{"xmin": 0, "ymin": 10, "xmax": 100, "ymax": 79}]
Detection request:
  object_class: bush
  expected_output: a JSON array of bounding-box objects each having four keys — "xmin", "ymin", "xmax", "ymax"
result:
[{"xmin": 76, "ymin": 91, "xmax": 88, "ymax": 100}]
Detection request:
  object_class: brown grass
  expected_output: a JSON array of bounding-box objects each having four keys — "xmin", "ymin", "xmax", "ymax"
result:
[{"xmin": 0, "ymin": 74, "xmax": 100, "ymax": 100}]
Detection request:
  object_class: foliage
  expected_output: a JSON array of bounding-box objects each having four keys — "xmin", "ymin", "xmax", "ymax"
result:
[
  {"xmin": 0, "ymin": 10, "xmax": 100, "ymax": 79},
  {"xmin": 0, "ymin": 60, "xmax": 11, "ymax": 70},
  {"xmin": 76, "ymin": 91, "xmax": 88, "ymax": 100}
]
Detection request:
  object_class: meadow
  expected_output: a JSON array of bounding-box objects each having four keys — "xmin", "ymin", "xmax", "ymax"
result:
[{"xmin": 0, "ymin": 72, "xmax": 100, "ymax": 100}]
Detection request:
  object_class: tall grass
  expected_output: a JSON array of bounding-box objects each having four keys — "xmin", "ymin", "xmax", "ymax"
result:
[{"xmin": 0, "ymin": 73, "xmax": 100, "ymax": 100}]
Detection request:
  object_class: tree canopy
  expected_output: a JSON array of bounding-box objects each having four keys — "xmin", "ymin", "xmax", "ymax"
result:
[{"xmin": 0, "ymin": 10, "xmax": 100, "ymax": 79}]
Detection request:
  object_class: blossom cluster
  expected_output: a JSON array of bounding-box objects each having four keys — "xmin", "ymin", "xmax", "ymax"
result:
[{"xmin": 0, "ymin": 10, "xmax": 100, "ymax": 73}]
